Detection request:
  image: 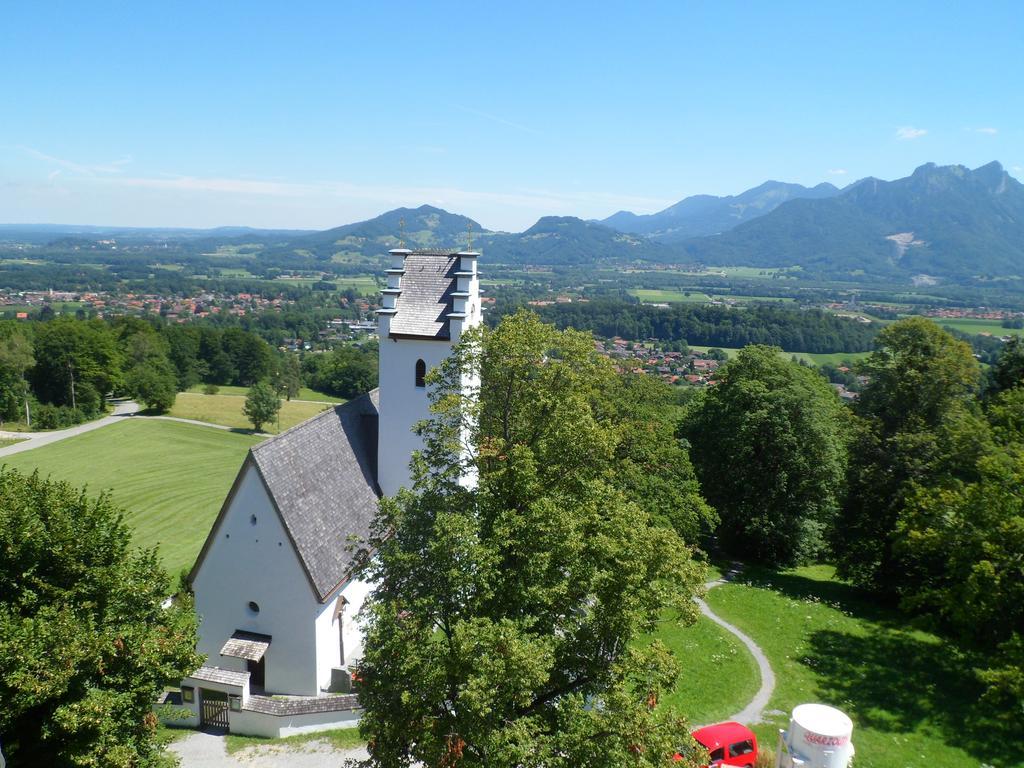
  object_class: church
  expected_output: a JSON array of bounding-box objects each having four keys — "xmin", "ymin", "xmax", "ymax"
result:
[{"xmin": 166, "ymin": 248, "xmax": 482, "ymax": 737}]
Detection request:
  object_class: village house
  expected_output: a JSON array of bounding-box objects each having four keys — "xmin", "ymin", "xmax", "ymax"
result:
[{"xmin": 166, "ymin": 249, "xmax": 482, "ymax": 737}]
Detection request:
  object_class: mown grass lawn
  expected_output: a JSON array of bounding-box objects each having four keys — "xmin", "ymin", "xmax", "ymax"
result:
[
  {"xmin": 706, "ymin": 565, "xmax": 1023, "ymax": 768},
  {"xmin": 0, "ymin": 437, "xmax": 26, "ymax": 448},
  {"xmin": 169, "ymin": 392, "xmax": 332, "ymax": 433},
  {"xmin": 1, "ymin": 419, "xmax": 261, "ymax": 576}
]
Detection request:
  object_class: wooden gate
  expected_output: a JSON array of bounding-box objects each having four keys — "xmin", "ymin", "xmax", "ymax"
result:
[{"xmin": 200, "ymin": 689, "xmax": 229, "ymax": 730}]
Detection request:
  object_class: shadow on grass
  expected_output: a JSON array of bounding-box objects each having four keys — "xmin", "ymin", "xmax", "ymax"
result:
[
  {"xmin": 739, "ymin": 565, "xmax": 898, "ymax": 626},
  {"xmin": 806, "ymin": 628, "xmax": 1023, "ymax": 767}
]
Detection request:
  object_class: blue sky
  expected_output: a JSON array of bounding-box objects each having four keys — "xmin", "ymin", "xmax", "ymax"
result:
[{"xmin": 1, "ymin": 1, "xmax": 1021, "ymax": 231}]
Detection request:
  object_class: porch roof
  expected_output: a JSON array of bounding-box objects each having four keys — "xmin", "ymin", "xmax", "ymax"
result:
[{"xmin": 220, "ymin": 630, "xmax": 272, "ymax": 662}]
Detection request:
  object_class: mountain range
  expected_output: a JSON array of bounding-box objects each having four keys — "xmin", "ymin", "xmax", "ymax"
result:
[
  {"xmin": 678, "ymin": 161, "xmax": 1024, "ymax": 278},
  {"xmin": 600, "ymin": 180, "xmax": 841, "ymax": 241},
  {"xmin": 7, "ymin": 162, "xmax": 1022, "ymax": 281}
]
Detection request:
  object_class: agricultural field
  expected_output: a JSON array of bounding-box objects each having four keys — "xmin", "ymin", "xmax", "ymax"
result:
[
  {"xmin": 935, "ymin": 317, "xmax": 1024, "ymax": 337},
  {"xmin": 629, "ymin": 289, "xmax": 714, "ymax": 303},
  {"xmin": 788, "ymin": 350, "xmax": 872, "ymax": 367},
  {"xmin": 168, "ymin": 392, "xmax": 332, "ymax": 433},
  {"xmin": 705, "ymin": 566, "xmax": 1020, "ymax": 768},
  {"xmin": 334, "ymin": 275, "xmax": 381, "ymax": 293},
  {"xmin": 1, "ymin": 419, "xmax": 261, "ymax": 575}
]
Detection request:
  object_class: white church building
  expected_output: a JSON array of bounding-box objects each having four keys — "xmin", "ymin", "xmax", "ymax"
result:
[{"xmin": 166, "ymin": 248, "xmax": 482, "ymax": 736}]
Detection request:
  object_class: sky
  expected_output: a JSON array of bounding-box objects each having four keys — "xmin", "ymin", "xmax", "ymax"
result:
[{"xmin": 1, "ymin": 1, "xmax": 1022, "ymax": 232}]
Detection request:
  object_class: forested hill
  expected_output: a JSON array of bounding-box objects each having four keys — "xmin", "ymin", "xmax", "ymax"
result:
[
  {"xmin": 524, "ymin": 300, "xmax": 878, "ymax": 353},
  {"xmin": 275, "ymin": 205, "xmax": 487, "ymax": 259},
  {"xmin": 681, "ymin": 162, "xmax": 1024, "ymax": 279},
  {"xmin": 479, "ymin": 216, "xmax": 673, "ymax": 265},
  {"xmin": 601, "ymin": 180, "xmax": 841, "ymax": 241}
]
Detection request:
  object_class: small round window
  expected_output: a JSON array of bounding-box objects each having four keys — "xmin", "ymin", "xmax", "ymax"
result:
[{"xmin": 248, "ymin": 601, "xmax": 260, "ymax": 614}]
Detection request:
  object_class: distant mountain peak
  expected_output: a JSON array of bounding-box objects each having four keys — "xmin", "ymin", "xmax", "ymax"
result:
[{"xmin": 600, "ymin": 179, "xmax": 842, "ymax": 241}]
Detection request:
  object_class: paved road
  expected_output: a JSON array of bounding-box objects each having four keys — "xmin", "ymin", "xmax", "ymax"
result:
[
  {"xmin": 698, "ymin": 566, "xmax": 776, "ymax": 725},
  {"xmin": 170, "ymin": 730, "xmax": 368, "ymax": 768},
  {"xmin": 0, "ymin": 400, "xmax": 141, "ymax": 458}
]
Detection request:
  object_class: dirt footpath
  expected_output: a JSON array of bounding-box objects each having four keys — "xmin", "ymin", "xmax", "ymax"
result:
[{"xmin": 170, "ymin": 730, "xmax": 369, "ymax": 768}]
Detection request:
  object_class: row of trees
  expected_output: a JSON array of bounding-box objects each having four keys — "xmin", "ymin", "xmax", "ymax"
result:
[
  {"xmin": 0, "ymin": 316, "xmax": 293, "ymax": 424},
  {"xmin": 531, "ymin": 300, "xmax": 878, "ymax": 353},
  {"xmin": 681, "ymin": 318, "xmax": 1023, "ymax": 708}
]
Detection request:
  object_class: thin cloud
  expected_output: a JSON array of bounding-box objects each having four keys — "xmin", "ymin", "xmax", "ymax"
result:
[
  {"xmin": 456, "ymin": 105, "xmax": 542, "ymax": 136},
  {"xmin": 895, "ymin": 126, "xmax": 927, "ymax": 140},
  {"xmin": 974, "ymin": 127, "xmax": 998, "ymax": 135},
  {"xmin": 21, "ymin": 146, "xmax": 131, "ymax": 176},
  {"xmin": 101, "ymin": 173, "xmax": 672, "ymax": 228},
  {"xmin": 828, "ymin": 168, "xmax": 848, "ymax": 175}
]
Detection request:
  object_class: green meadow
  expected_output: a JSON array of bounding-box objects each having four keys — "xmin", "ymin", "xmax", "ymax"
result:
[
  {"xmin": 1, "ymin": 419, "xmax": 261, "ymax": 576},
  {"xmin": 706, "ymin": 566, "xmax": 1021, "ymax": 768}
]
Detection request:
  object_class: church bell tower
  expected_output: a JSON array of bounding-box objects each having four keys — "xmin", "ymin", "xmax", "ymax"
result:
[{"xmin": 375, "ymin": 248, "xmax": 481, "ymax": 496}]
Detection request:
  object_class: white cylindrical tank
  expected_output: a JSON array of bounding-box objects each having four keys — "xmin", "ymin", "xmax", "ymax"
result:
[{"xmin": 777, "ymin": 703, "xmax": 854, "ymax": 768}]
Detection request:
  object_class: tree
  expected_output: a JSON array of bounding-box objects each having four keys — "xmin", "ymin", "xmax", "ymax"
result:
[
  {"xmin": 243, "ymin": 381, "xmax": 280, "ymax": 432},
  {"xmin": 357, "ymin": 311, "xmax": 708, "ymax": 768},
  {"xmin": 0, "ymin": 468, "xmax": 201, "ymax": 767},
  {"xmin": 30, "ymin": 318, "xmax": 123, "ymax": 413},
  {"xmin": 834, "ymin": 318, "xmax": 983, "ymax": 592},
  {"xmin": 988, "ymin": 335, "xmax": 1024, "ymax": 395},
  {"xmin": 302, "ymin": 343, "xmax": 378, "ymax": 399},
  {"xmin": 126, "ymin": 360, "xmax": 178, "ymax": 413},
  {"xmin": 274, "ymin": 353, "xmax": 302, "ymax": 401},
  {"xmin": 681, "ymin": 345, "xmax": 848, "ymax": 565},
  {"xmin": 0, "ymin": 330, "xmax": 34, "ymax": 424}
]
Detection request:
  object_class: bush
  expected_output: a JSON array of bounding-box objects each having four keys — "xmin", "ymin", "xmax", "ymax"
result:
[
  {"xmin": 202, "ymin": 383, "xmax": 220, "ymax": 395},
  {"xmin": 755, "ymin": 746, "xmax": 775, "ymax": 768},
  {"xmin": 30, "ymin": 403, "xmax": 88, "ymax": 430}
]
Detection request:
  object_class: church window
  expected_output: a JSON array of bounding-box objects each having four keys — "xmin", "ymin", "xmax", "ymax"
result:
[
  {"xmin": 248, "ymin": 601, "xmax": 260, "ymax": 614},
  {"xmin": 415, "ymin": 359, "xmax": 426, "ymax": 388}
]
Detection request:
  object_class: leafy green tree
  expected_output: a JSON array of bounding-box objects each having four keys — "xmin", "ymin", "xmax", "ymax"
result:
[
  {"xmin": 223, "ymin": 328, "xmax": 273, "ymax": 386},
  {"xmin": 273, "ymin": 353, "xmax": 302, "ymax": 401},
  {"xmin": 243, "ymin": 381, "xmax": 280, "ymax": 432},
  {"xmin": 681, "ymin": 345, "xmax": 848, "ymax": 565},
  {"xmin": 988, "ymin": 335, "xmax": 1024, "ymax": 395},
  {"xmin": 0, "ymin": 468, "xmax": 201, "ymax": 767},
  {"xmin": 30, "ymin": 318, "xmax": 123, "ymax": 412},
  {"xmin": 302, "ymin": 343, "xmax": 378, "ymax": 399},
  {"xmin": 357, "ymin": 312, "xmax": 708, "ymax": 768},
  {"xmin": 126, "ymin": 360, "xmax": 178, "ymax": 413},
  {"xmin": 834, "ymin": 318, "xmax": 983, "ymax": 592},
  {"xmin": 0, "ymin": 331, "xmax": 34, "ymax": 424}
]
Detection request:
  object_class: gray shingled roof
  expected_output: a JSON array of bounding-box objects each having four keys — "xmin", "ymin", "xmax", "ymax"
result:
[
  {"xmin": 190, "ymin": 665, "xmax": 250, "ymax": 687},
  {"xmin": 220, "ymin": 630, "xmax": 271, "ymax": 661},
  {"xmin": 250, "ymin": 391, "xmax": 381, "ymax": 601},
  {"xmin": 243, "ymin": 693, "xmax": 362, "ymax": 715},
  {"xmin": 389, "ymin": 251, "xmax": 459, "ymax": 339}
]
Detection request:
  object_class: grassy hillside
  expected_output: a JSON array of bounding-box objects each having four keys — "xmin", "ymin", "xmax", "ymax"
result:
[
  {"xmin": 706, "ymin": 566, "xmax": 1022, "ymax": 768},
  {"xmin": 1, "ymin": 419, "xmax": 260, "ymax": 575}
]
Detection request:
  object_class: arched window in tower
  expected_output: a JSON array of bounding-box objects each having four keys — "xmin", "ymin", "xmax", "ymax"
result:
[{"xmin": 415, "ymin": 359, "xmax": 426, "ymax": 388}]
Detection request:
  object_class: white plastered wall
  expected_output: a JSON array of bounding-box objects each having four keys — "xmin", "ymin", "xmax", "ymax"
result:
[
  {"xmin": 192, "ymin": 461, "xmax": 321, "ymax": 696},
  {"xmin": 313, "ymin": 576, "xmax": 373, "ymax": 689},
  {"xmin": 376, "ymin": 337, "xmax": 453, "ymax": 496}
]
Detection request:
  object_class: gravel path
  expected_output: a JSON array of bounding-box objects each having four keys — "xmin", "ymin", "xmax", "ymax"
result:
[
  {"xmin": 698, "ymin": 566, "xmax": 776, "ymax": 725},
  {"xmin": 170, "ymin": 730, "xmax": 368, "ymax": 768}
]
